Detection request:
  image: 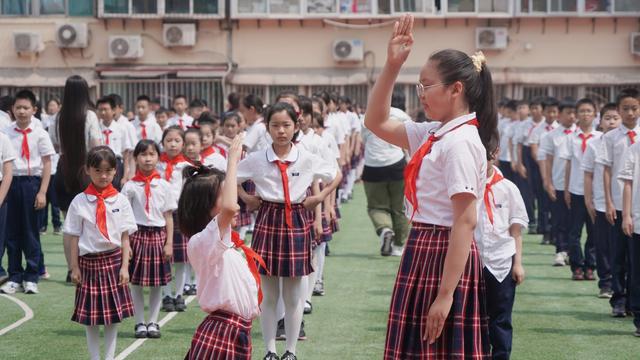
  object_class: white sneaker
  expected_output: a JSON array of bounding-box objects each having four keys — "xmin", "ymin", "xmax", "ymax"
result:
[
  {"xmin": 553, "ymin": 252, "xmax": 566, "ymax": 266},
  {"xmin": 23, "ymin": 281, "xmax": 38, "ymax": 294},
  {"xmin": 0, "ymin": 281, "xmax": 23, "ymax": 294},
  {"xmin": 391, "ymin": 245, "xmax": 404, "ymax": 257},
  {"xmin": 563, "ymin": 251, "xmax": 570, "ymax": 265}
]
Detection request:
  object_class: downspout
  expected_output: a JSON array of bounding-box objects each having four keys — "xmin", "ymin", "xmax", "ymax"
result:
[{"xmin": 222, "ymin": 0, "xmax": 233, "ymax": 109}]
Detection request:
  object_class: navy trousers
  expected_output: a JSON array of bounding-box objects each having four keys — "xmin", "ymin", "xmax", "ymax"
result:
[
  {"xmin": 631, "ymin": 234, "xmax": 640, "ymax": 329},
  {"xmin": 38, "ymin": 175, "xmax": 61, "ymax": 231},
  {"xmin": 519, "ymin": 146, "xmax": 537, "ymax": 226},
  {"xmin": 499, "ymin": 160, "xmax": 515, "ymax": 183},
  {"xmin": 6, "ymin": 176, "xmax": 42, "ymax": 283},
  {"xmin": 485, "ymin": 267, "xmax": 516, "ymax": 360},
  {"xmin": 0, "ymin": 198, "xmax": 7, "ymax": 277},
  {"xmin": 567, "ymin": 194, "xmax": 596, "ymax": 272},
  {"xmin": 593, "ymin": 211, "xmax": 613, "ymax": 291},
  {"xmin": 550, "ymin": 190, "xmax": 570, "ymax": 253},
  {"xmin": 610, "ymin": 211, "xmax": 631, "ymax": 310}
]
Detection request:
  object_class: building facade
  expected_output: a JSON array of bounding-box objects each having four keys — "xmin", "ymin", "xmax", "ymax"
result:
[{"xmin": 0, "ymin": 0, "xmax": 638, "ymax": 114}]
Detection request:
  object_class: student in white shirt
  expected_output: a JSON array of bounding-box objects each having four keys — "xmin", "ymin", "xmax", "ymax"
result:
[
  {"xmin": 240, "ymin": 94, "xmax": 270, "ymax": 153},
  {"xmin": 237, "ymin": 102, "xmax": 341, "ymax": 360},
  {"xmin": 598, "ymin": 88, "xmax": 640, "ymax": 317},
  {"xmin": 109, "ymin": 93, "xmax": 139, "ymax": 180},
  {"xmin": 498, "ymin": 100, "xmax": 517, "ymax": 181},
  {"xmin": 65, "ymin": 146, "xmax": 137, "ymax": 360},
  {"xmin": 96, "ymin": 96, "xmax": 133, "ymax": 190},
  {"xmin": 132, "ymin": 95, "xmax": 162, "ymax": 144},
  {"xmin": 38, "ymin": 100, "xmax": 62, "ymax": 238},
  {"xmin": 168, "ymin": 95, "xmax": 193, "ymax": 130},
  {"xmin": 561, "ymin": 98, "xmax": 602, "ymax": 281},
  {"xmin": 539, "ymin": 100, "xmax": 577, "ymax": 267},
  {"xmin": 476, "ymin": 136, "xmax": 528, "ymax": 360},
  {"xmin": 122, "ymin": 140, "xmax": 176, "ymax": 339},
  {"xmin": 198, "ymin": 119, "xmax": 227, "ymax": 171},
  {"xmin": 365, "ymin": 15, "xmax": 494, "ymax": 358},
  {"xmin": 0, "ymin": 131, "xmax": 16, "ymax": 282},
  {"xmin": 0, "ymin": 109, "xmax": 11, "ymax": 129},
  {"xmin": 0, "ymin": 90, "xmax": 55, "ymax": 295},
  {"xmin": 583, "ymin": 103, "xmax": 621, "ymax": 299},
  {"xmin": 518, "ymin": 98, "xmax": 545, "ymax": 233},
  {"xmin": 155, "ymin": 107, "xmax": 170, "ymax": 131}
]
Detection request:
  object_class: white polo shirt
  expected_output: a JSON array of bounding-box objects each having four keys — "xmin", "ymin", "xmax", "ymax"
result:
[
  {"xmin": 362, "ymin": 107, "xmax": 408, "ymax": 168},
  {"xmin": 618, "ymin": 142, "xmax": 640, "ymax": 234},
  {"xmin": 0, "ymin": 132, "xmax": 16, "ymax": 182},
  {"xmin": 63, "ymin": 192, "xmax": 138, "ymax": 256},
  {"xmin": 529, "ymin": 120, "xmax": 558, "ymax": 150},
  {"xmin": 2, "ymin": 121, "xmax": 55, "ymax": 177},
  {"xmin": 560, "ymin": 128, "xmax": 602, "ymax": 196},
  {"xmin": 581, "ymin": 137, "xmax": 606, "ymax": 212},
  {"xmin": 538, "ymin": 124, "xmax": 576, "ymax": 190},
  {"xmin": 121, "ymin": 177, "xmax": 177, "ymax": 227},
  {"xmin": 404, "ymin": 112, "xmax": 487, "ymax": 227},
  {"xmin": 498, "ymin": 118, "xmax": 515, "ymax": 162},
  {"xmin": 237, "ymin": 144, "xmax": 337, "ymax": 204},
  {"xmin": 202, "ymin": 150, "xmax": 227, "ymax": 172},
  {"xmin": 325, "ymin": 112, "xmax": 347, "ymax": 146},
  {"xmin": 168, "ymin": 114, "xmax": 194, "ymax": 130},
  {"xmin": 117, "ymin": 115, "xmax": 139, "ymax": 151},
  {"xmin": 100, "ymin": 120, "xmax": 134, "ymax": 157},
  {"xmin": 244, "ymin": 118, "xmax": 270, "ymax": 153},
  {"xmin": 132, "ymin": 116, "xmax": 163, "ymax": 144}
]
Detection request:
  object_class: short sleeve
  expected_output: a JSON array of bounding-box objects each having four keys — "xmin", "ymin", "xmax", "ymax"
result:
[
  {"xmin": 243, "ymin": 124, "xmax": 263, "ymax": 150},
  {"xmin": 597, "ymin": 133, "xmax": 614, "ymax": 166},
  {"xmin": 538, "ymin": 133, "xmax": 553, "ymax": 157},
  {"xmin": 581, "ymin": 143, "xmax": 597, "ymax": 173},
  {"xmin": 444, "ymin": 139, "xmax": 483, "ymax": 199},
  {"xmin": 507, "ymin": 183, "xmax": 529, "ymax": 228},
  {"xmin": 237, "ymin": 154, "xmax": 255, "ymax": 183},
  {"xmin": 618, "ymin": 145, "xmax": 638, "ymax": 181},
  {"xmin": 37, "ymin": 129, "xmax": 56, "ymax": 157},
  {"xmin": 125, "ymin": 122, "xmax": 138, "ymax": 150},
  {"xmin": 558, "ymin": 136, "xmax": 573, "ymax": 161},
  {"xmin": 117, "ymin": 197, "xmax": 138, "ymax": 235},
  {"xmin": 405, "ymin": 121, "xmax": 438, "ymax": 156},
  {"xmin": 86, "ymin": 111, "xmax": 103, "ymax": 147},
  {"xmin": 186, "ymin": 216, "xmax": 231, "ymax": 270},
  {"xmin": 0, "ymin": 133, "xmax": 16, "ymax": 163},
  {"xmin": 121, "ymin": 182, "xmax": 135, "ymax": 203},
  {"xmin": 161, "ymin": 182, "xmax": 178, "ymax": 213},
  {"xmin": 310, "ymin": 154, "xmax": 337, "ymax": 183},
  {"xmin": 63, "ymin": 197, "xmax": 83, "ymax": 236}
]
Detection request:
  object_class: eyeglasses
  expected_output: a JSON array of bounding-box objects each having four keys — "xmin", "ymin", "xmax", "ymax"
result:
[{"xmin": 416, "ymin": 82, "xmax": 445, "ymax": 97}]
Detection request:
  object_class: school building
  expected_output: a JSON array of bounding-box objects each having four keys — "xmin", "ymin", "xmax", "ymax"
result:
[{"xmin": 0, "ymin": 0, "xmax": 639, "ymax": 115}]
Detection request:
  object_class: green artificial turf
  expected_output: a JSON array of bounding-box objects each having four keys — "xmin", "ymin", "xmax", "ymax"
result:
[{"xmin": 1, "ymin": 184, "xmax": 640, "ymax": 359}]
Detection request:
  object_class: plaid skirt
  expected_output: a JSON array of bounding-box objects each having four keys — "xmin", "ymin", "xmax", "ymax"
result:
[
  {"xmin": 72, "ymin": 248, "xmax": 134, "ymax": 326},
  {"xmin": 384, "ymin": 222, "xmax": 490, "ymax": 360},
  {"xmin": 173, "ymin": 212, "xmax": 189, "ymax": 263},
  {"xmin": 321, "ymin": 217, "xmax": 333, "ymax": 243},
  {"xmin": 130, "ymin": 226, "xmax": 172, "ymax": 287},
  {"xmin": 251, "ymin": 201, "xmax": 312, "ymax": 277},
  {"xmin": 236, "ymin": 181, "xmax": 256, "ymax": 227},
  {"xmin": 185, "ymin": 310, "xmax": 252, "ymax": 360}
]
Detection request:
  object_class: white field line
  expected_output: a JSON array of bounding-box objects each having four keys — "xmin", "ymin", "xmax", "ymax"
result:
[{"xmin": 0, "ymin": 294, "xmax": 34, "ymax": 336}]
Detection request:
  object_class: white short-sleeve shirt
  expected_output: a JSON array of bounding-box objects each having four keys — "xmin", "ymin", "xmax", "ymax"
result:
[
  {"xmin": 561, "ymin": 129, "xmax": 602, "ymax": 195},
  {"xmin": 295, "ymin": 129, "xmax": 324, "ymax": 157},
  {"xmin": 325, "ymin": 112, "xmax": 347, "ymax": 146},
  {"xmin": 237, "ymin": 144, "xmax": 337, "ymax": 204},
  {"xmin": 2, "ymin": 122, "xmax": 55, "ymax": 177},
  {"xmin": 100, "ymin": 120, "xmax": 134, "ymax": 157},
  {"xmin": 597, "ymin": 124, "xmax": 640, "ymax": 211},
  {"xmin": 529, "ymin": 120, "xmax": 558, "ymax": 149},
  {"xmin": 202, "ymin": 151, "xmax": 227, "ymax": 172},
  {"xmin": 63, "ymin": 192, "xmax": 138, "ymax": 256},
  {"xmin": 498, "ymin": 118, "xmax": 515, "ymax": 162},
  {"xmin": 244, "ymin": 118, "xmax": 271, "ymax": 153},
  {"xmin": 618, "ymin": 142, "xmax": 640, "ymax": 234},
  {"xmin": 132, "ymin": 116, "xmax": 163, "ymax": 144},
  {"xmin": 121, "ymin": 177, "xmax": 177, "ymax": 226},
  {"xmin": 404, "ymin": 112, "xmax": 487, "ymax": 227},
  {"xmin": 581, "ymin": 137, "xmax": 606, "ymax": 212},
  {"xmin": 475, "ymin": 167, "xmax": 529, "ymax": 282},
  {"xmin": 538, "ymin": 124, "xmax": 576, "ymax": 190},
  {"xmin": 168, "ymin": 114, "xmax": 194, "ymax": 130},
  {"xmin": 156, "ymin": 158, "xmax": 191, "ymax": 203},
  {"xmin": 0, "ymin": 111, "xmax": 11, "ymax": 129},
  {"xmin": 320, "ymin": 131, "xmax": 341, "ymax": 163},
  {"xmin": 0, "ymin": 132, "xmax": 16, "ymax": 182},
  {"xmin": 522, "ymin": 118, "xmax": 546, "ymax": 146},
  {"xmin": 117, "ymin": 115, "xmax": 139, "ymax": 151},
  {"xmin": 362, "ymin": 107, "xmax": 407, "ymax": 168}
]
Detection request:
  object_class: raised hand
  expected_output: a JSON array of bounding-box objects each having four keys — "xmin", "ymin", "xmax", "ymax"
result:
[
  {"xmin": 228, "ymin": 133, "xmax": 244, "ymax": 164},
  {"xmin": 387, "ymin": 14, "xmax": 415, "ymax": 68}
]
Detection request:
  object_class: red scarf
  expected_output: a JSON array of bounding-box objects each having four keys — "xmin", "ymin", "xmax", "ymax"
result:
[
  {"xmin": 563, "ymin": 128, "xmax": 573, "ymax": 135},
  {"xmin": 14, "ymin": 127, "xmax": 32, "ymax": 175},
  {"xmin": 200, "ymin": 146, "xmax": 217, "ymax": 159},
  {"xmin": 213, "ymin": 144, "xmax": 227, "ymax": 158},
  {"xmin": 131, "ymin": 170, "xmax": 161, "ymax": 214},
  {"xmin": 231, "ymin": 231, "xmax": 269, "ymax": 306},
  {"xmin": 403, "ymin": 118, "xmax": 479, "ymax": 220},
  {"xmin": 274, "ymin": 160, "xmax": 293, "ymax": 228},
  {"xmin": 160, "ymin": 153, "xmax": 186, "ymax": 181},
  {"xmin": 484, "ymin": 169, "xmax": 504, "ymax": 226},
  {"xmin": 140, "ymin": 123, "xmax": 147, "ymax": 139},
  {"xmin": 578, "ymin": 133, "xmax": 593, "ymax": 153},
  {"xmin": 628, "ymin": 130, "xmax": 637, "ymax": 145},
  {"xmin": 84, "ymin": 183, "xmax": 119, "ymax": 241},
  {"xmin": 103, "ymin": 129, "xmax": 112, "ymax": 145}
]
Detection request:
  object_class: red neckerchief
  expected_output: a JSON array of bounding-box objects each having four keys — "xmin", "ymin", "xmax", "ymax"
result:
[{"xmin": 84, "ymin": 183, "xmax": 119, "ymax": 241}]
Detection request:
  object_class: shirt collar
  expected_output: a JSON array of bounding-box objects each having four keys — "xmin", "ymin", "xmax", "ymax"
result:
[
  {"xmin": 12, "ymin": 121, "xmax": 35, "ymax": 132},
  {"xmin": 84, "ymin": 193, "xmax": 119, "ymax": 204},
  {"xmin": 266, "ymin": 144, "xmax": 299, "ymax": 163},
  {"xmin": 100, "ymin": 121, "xmax": 116, "ymax": 131},
  {"xmin": 434, "ymin": 112, "xmax": 477, "ymax": 138}
]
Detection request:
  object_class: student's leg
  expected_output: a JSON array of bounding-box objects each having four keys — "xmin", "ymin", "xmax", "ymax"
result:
[
  {"xmin": 583, "ymin": 207, "xmax": 597, "ymax": 273},
  {"xmin": 484, "ymin": 267, "xmax": 516, "ymax": 360},
  {"xmin": 567, "ymin": 194, "xmax": 586, "ymax": 273},
  {"xmin": 6, "ymin": 179, "xmax": 25, "ymax": 283},
  {"xmin": 631, "ymin": 234, "xmax": 640, "ymax": 330},
  {"xmin": 130, "ymin": 285, "xmax": 146, "ymax": 324},
  {"xmin": 388, "ymin": 180, "xmax": 409, "ymax": 247},
  {"xmin": 85, "ymin": 325, "xmax": 101, "ymax": 360},
  {"xmin": 148, "ymin": 287, "xmax": 163, "ymax": 324},
  {"xmin": 549, "ymin": 196, "xmax": 561, "ymax": 253},
  {"xmin": 104, "ymin": 324, "xmax": 118, "ymax": 360},
  {"xmin": 363, "ymin": 181, "xmax": 393, "ymax": 235},
  {"xmin": 315, "ymin": 242, "xmax": 327, "ymax": 282},
  {"xmin": 610, "ymin": 212, "xmax": 630, "ymax": 310},
  {"xmin": 22, "ymin": 177, "xmax": 43, "ymax": 284},
  {"xmin": 260, "ymin": 275, "xmax": 280, "ymax": 353},
  {"xmin": 0, "ymin": 201, "xmax": 7, "ymax": 277},
  {"xmin": 282, "ymin": 276, "xmax": 305, "ymax": 354},
  {"xmin": 48, "ymin": 175, "xmax": 62, "ymax": 230},
  {"xmin": 174, "ymin": 263, "xmax": 187, "ymax": 296},
  {"xmin": 554, "ymin": 190, "xmax": 570, "ymax": 254},
  {"xmin": 594, "ymin": 211, "xmax": 613, "ymax": 291}
]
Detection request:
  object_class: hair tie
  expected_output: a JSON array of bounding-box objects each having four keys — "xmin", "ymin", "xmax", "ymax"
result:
[{"xmin": 470, "ymin": 51, "xmax": 486, "ymax": 73}]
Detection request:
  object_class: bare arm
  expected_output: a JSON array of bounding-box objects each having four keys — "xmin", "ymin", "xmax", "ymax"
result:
[
  {"xmin": 0, "ymin": 161, "xmax": 12, "ymax": 206},
  {"xmin": 35, "ymin": 155, "xmax": 52, "ymax": 209},
  {"xmin": 69, "ymin": 235, "xmax": 81, "ymax": 284},
  {"xmin": 603, "ymin": 166, "xmax": 617, "ymax": 225},
  {"xmin": 584, "ymin": 171, "xmax": 596, "ymax": 224},
  {"xmin": 119, "ymin": 232, "xmax": 131, "ymax": 285},
  {"xmin": 218, "ymin": 135, "xmax": 243, "ymax": 232},
  {"xmin": 530, "ymin": 143, "xmax": 539, "ymax": 162},
  {"xmin": 622, "ymin": 180, "xmax": 634, "ymax": 237},
  {"xmin": 511, "ymin": 223, "xmax": 525, "ymax": 285}
]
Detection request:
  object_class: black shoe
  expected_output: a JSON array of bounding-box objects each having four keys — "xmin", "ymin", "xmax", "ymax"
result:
[
  {"xmin": 174, "ymin": 295, "xmax": 186, "ymax": 312},
  {"xmin": 186, "ymin": 284, "xmax": 197, "ymax": 296},
  {"xmin": 612, "ymin": 305, "xmax": 626, "ymax": 318},
  {"xmin": 540, "ymin": 233, "xmax": 551, "ymax": 245},
  {"xmin": 146, "ymin": 322, "xmax": 161, "ymax": 338},
  {"xmin": 281, "ymin": 351, "xmax": 297, "ymax": 360},
  {"xmin": 325, "ymin": 244, "xmax": 330, "ymax": 256},
  {"xmin": 183, "ymin": 284, "xmax": 192, "ymax": 295},
  {"xmin": 380, "ymin": 230, "xmax": 393, "ymax": 256},
  {"xmin": 66, "ymin": 270, "xmax": 72, "ymax": 283},
  {"xmin": 635, "ymin": 328, "xmax": 640, "ymax": 337},
  {"xmin": 0, "ymin": 274, "xmax": 8, "ymax": 286},
  {"xmin": 298, "ymin": 320, "xmax": 307, "ymax": 340},
  {"xmin": 53, "ymin": 227, "xmax": 62, "ymax": 235},
  {"xmin": 134, "ymin": 323, "xmax": 147, "ymax": 338},
  {"xmin": 162, "ymin": 295, "xmax": 175, "ymax": 312},
  {"xmin": 276, "ymin": 318, "xmax": 286, "ymax": 341},
  {"xmin": 263, "ymin": 352, "xmax": 279, "ymax": 360},
  {"xmin": 304, "ymin": 300, "xmax": 312, "ymax": 314}
]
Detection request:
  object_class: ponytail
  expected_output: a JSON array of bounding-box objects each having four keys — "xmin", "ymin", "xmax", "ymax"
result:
[{"xmin": 474, "ymin": 62, "xmax": 497, "ymax": 149}]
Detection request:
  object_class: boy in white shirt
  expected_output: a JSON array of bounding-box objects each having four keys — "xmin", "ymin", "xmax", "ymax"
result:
[
  {"xmin": 168, "ymin": 95, "xmax": 193, "ymax": 130},
  {"xmin": 96, "ymin": 96, "xmax": 133, "ymax": 190},
  {"xmin": 132, "ymin": 95, "xmax": 162, "ymax": 144},
  {"xmin": 0, "ymin": 90, "xmax": 55, "ymax": 295},
  {"xmin": 0, "ymin": 131, "xmax": 16, "ymax": 284},
  {"xmin": 108, "ymin": 93, "xmax": 139, "ymax": 180},
  {"xmin": 498, "ymin": 100, "xmax": 517, "ymax": 181}
]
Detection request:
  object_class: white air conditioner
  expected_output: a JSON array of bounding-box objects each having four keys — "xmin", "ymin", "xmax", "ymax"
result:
[
  {"xmin": 56, "ymin": 23, "xmax": 89, "ymax": 48},
  {"xmin": 163, "ymin": 24, "xmax": 196, "ymax": 47},
  {"xmin": 475, "ymin": 27, "xmax": 508, "ymax": 50},
  {"xmin": 108, "ymin": 35, "xmax": 143, "ymax": 59},
  {"xmin": 332, "ymin": 39, "xmax": 364, "ymax": 62},
  {"xmin": 631, "ymin": 33, "xmax": 640, "ymax": 56},
  {"xmin": 13, "ymin": 32, "xmax": 43, "ymax": 53}
]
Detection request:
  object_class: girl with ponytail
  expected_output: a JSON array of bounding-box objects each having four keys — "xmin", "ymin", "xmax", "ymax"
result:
[{"xmin": 365, "ymin": 14, "xmax": 495, "ymax": 358}]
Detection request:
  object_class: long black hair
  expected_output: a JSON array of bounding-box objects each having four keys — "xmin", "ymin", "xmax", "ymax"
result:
[
  {"xmin": 429, "ymin": 49, "xmax": 497, "ymax": 149},
  {"xmin": 178, "ymin": 165, "xmax": 225, "ymax": 238},
  {"xmin": 58, "ymin": 75, "xmax": 91, "ymax": 192}
]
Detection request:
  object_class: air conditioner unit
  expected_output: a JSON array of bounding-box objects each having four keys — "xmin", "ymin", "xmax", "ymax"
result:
[
  {"xmin": 108, "ymin": 35, "xmax": 143, "ymax": 59},
  {"xmin": 56, "ymin": 23, "xmax": 89, "ymax": 48},
  {"xmin": 163, "ymin": 24, "xmax": 196, "ymax": 47},
  {"xmin": 631, "ymin": 33, "xmax": 640, "ymax": 56},
  {"xmin": 332, "ymin": 39, "xmax": 364, "ymax": 62},
  {"xmin": 13, "ymin": 32, "xmax": 43, "ymax": 53},
  {"xmin": 475, "ymin": 27, "xmax": 508, "ymax": 50}
]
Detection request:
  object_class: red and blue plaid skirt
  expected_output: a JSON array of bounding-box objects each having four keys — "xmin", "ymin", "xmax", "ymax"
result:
[
  {"xmin": 72, "ymin": 248, "xmax": 134, "ymax": 326},
  {"xmin": 130, "ymin": 226, "xmax": 172, "ymax": 287},
  {"xmin": 172, "ymin": 212, "xmax": 189, "ymax": 263},
  {"xmin": 251, "ymin": 201, "xmax": 312, "ymax": 277},
  {"xmin": 384, "ymin": 222, "xmax": 490, "ymax": 359},
  {"xmin": 321, "ymin": 217, "xmax": 333, "ymax": 243},
  {"xmin": 236, "ymin": 181, "xmax": 256, "ymax": 227},
  {"xmin": 185, "ymin": 310, "xmax": 252, "ymax": 360}
]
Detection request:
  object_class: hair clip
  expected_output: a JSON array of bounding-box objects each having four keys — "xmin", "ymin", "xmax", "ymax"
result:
[{"xmin": 470, "ymin": 51, "xmax": 486, "ymax": 73}]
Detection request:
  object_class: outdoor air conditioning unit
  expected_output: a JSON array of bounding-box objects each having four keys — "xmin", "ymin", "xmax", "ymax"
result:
[
  {"xmin": 631, "ymin": 33, "xmax": 640, "ymax": 56},
  {"xmin": 13, "ymin": 32, "xmax": 44, "ymax": 53},
  {"xmin": 108, "ymin": 35, "xmax": 143, "ymax": 59},
  {"xmin": 475, "ymin": 27, "xmax": 508, "ymax": 50},
  {"xmin": 163, "ymin": 24, "xmax": 196, "ymax": 47},
  {"xmin": 332, "ymin": 39, "xmax": 364, "ymax": 62},
  {"xmin": 56, "ymin": 23, "xmax": 89, "ymax": 48}
]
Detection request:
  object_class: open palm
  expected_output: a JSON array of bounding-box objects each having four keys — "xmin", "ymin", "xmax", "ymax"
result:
[{"xmin": 388, "ymin": 14, "xmax": 415, "ymax": 67}]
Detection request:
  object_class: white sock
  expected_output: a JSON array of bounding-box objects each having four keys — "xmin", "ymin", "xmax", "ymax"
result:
[
  {"xmin": 185, "ymin": 263, "xmax": 195, "ymax": 286},
  {"xmin": 104, "ymin": 324, "xmax": 118, "ymax": 360},
  {"xmin": 174, "ymin": 263, "xmax": 187, "ymax": 296},
  {"xmin": 130, "ymin": 285, "xmax": 146, "ymax": 324},
  {"xmin": 260, "ymin": 276, "xmax": 279, "ymax": 353},
  {"xmin": 162, "ymin": 285, "xmax": 172, "ymax": 298},
  {"xmin": 283, "ymin": 277, "xmax": 305, "ymax": 354},
  {"xmin": 149, "ymin": 287, "xmax": 162, "ymax": 323},
  {"xmin": 276, "ymin": 279, "xmax": 286, "ymax": 320},
  {"xmin": 85, "ymin": 325, "xmax": 100, "ymax": 360},
  {"xmin": 316, "ymin": 242, "xmax": 327, "ymax": 283}
]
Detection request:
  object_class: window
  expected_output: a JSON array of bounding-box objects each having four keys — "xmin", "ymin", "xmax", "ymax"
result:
[
  {"xmin": 550, "ymin": 0, "xmax": 576, "ymax": 12},
  {"xmin": 522, "ymin": 85, "xmax": 548, "ymax": 100},
  {"xmin": 68, "ymin": 0, "xmax": 93, "ymax": 15},
  {"xmin": 584, "ymin": 86, "xmax": 611, "ymax": 104},
  {"xmin": 394, "ymin": 0, "xmax": 422, "ymax": 12},
  {"xmin": 270, "ymin": 0, "xmax": 300, "ymax": 14},
  {"xmin": 2, "ymin": 0, "xmax": 32, "ymax": 15},
  {"xmin": 132, "ymin": 0, "xmax": 156, "ymax": 13},
  {"xmin": 237, "ymin": 0, "xmax": 267, "ymax": 13},
  {"xmin": 307, "ymin": 0, "xmax": 337, "ymax": 13},
  {"xmin": 584, "ymin": 0, "xmax": 609, "ymax": 12},
  {"xmin": 340, "ymin": 0, "xmax": 372, "ymax": 14},
  {"xmin": 166, "ymin": 0, "xmax": 189, "ymax": 13},
  {"xmin": 447, "ymin": 0, "xmax": 475, "ymax": 12},
  {"xmin": 40, "ymin": 0, "xmax": 63, "ymax": 14},
  {"xmin": 102, "ymin": 0, "xmax": 220, "ymax": 17},
  {"xmin": 615, "ymin": 0, "xmax": 640, "ymax": 12},
  {"xmin": 479, "ymin": 0, "xmax": 509, "ymax": 12},
  {"xmin": 552, "ymin": 85, "xmax": 577, "ymax": 100},
  {"xmin": 344, "ymin": 84, "xmax": 368, "ymax": 108},
  {"xmin": 234, "ymin": 85, "xmax": 267, "ymax": 101},
  {"xmin": 104, "ymin": 0, "xmax": 127, "ymax": 13},
  {"xmin": 193, "ymin": 0, "xmax": 218, "ymax": 13}
]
